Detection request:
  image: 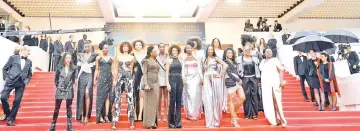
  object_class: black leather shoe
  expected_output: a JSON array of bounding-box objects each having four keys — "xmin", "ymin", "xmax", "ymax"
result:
[
  {"xmin": 7, "ymin": 121, "xmax": 15, "ymax": 126},
  {"xmin": 0, "ymin": 115, "xmax": 7, "ymax": 121}
]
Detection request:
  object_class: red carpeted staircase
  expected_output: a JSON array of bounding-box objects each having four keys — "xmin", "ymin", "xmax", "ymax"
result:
[{"xmin": 0, "ymin": 72, "xmax": 360, "ymax": 130}]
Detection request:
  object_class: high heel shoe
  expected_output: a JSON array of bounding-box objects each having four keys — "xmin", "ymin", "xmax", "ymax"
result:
[
  {"xmin": 112, "ymin": 122, "xmax": 117, "ymax": 130},
  {"xmin": 281, "ymin": 119, "xmax": 287, "ymax": 128},
  {"xmin": 129, "ymin": 121, "xmax": 135, "ymax": 130},
  {"xmin": 231, "ymin": 118, "xmax": 240, "ymax": 127}
]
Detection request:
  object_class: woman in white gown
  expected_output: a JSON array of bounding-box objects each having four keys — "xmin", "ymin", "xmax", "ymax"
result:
[{"xmin": 259, "ymin": 48, "xmax": 287, "ymax": 127}]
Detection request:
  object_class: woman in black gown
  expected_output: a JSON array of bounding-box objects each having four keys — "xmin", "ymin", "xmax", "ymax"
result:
[{"xmin": 94, "ymin": 44, "xmax": 114, "ymax": 123}]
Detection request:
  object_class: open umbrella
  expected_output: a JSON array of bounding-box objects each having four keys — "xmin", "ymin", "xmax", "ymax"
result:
[
  {"xmin": 323, "ymin": 29, "xmax": 359, "ymax": 43},
  {"xmin": 292, "ymin": 35, "xmax": 335, "ymax": 53},
  {"xmin": 287, "ymin": 31, "xmax": 320, "ymax": 45}
]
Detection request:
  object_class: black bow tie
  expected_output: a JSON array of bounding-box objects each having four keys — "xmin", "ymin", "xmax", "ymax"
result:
[{"xmin": 21, "ymin": 56, "xmax": 27, "ymax": 60}]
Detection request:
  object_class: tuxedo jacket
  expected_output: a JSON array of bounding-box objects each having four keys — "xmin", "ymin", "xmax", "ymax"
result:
[
  {"xmin": 293, "ymin": 55, "xmax": 308, "ymax": 76},
  {"xmin": 2, "ymin": 55, "xmax": 32, "ymax": 86}
]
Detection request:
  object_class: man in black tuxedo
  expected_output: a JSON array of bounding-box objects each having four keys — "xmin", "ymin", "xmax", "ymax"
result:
[
  {"xmin": 293, "ymin": 51, "xmax": 314, "ymax": 102},
  {"xmin": 345, "ymin": 46, "xmax": 359, "ymax": 74},
  {"xmin": 65, "ymin": 35, "xmax": 75, "ymax": 53},
  {"xmin": 77, "ymin": 34, "xmax": 87, "ymax": 53},
  {"xmin": 273, "ymin": 20, "xmax": 282, "ymax": 32},
  {"xmin": 0, "ymin": 46, "xmax": 32, "ymax": 126}
]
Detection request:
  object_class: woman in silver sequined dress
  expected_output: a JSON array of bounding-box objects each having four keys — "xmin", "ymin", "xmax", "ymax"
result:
[
  {"xmin": 112, "ymin": 42, "xmax": 136, "ymax": 130},
  {"xmin": 202, "ymin": 45, "xmax": 227, "ymax": 128},
  {"xmin": 94, "ymin": 44, "xmax": 113, "ymax": 123},
  {"xmin": 183, "ymin": 42, "xmax": 203, "ymax": 121}
]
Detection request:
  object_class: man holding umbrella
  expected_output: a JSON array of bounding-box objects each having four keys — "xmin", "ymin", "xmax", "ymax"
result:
[{"xmin": 345, "ymin": 46, "xmax": 359, "ymax": 74}]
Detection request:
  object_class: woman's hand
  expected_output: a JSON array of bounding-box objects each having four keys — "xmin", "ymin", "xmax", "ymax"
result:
[
  {"xmin": 112, "ymin": 80, "xmax": 117, "ymax": 87},
  {"xmin": 280, "ymin": 81, "xmax": 286, "ymax": 87},
  {"xmin": 144, "ymin": 85, "xmax": 150, "ymax": 91},
  {"xmin": 167, "ymin": 86, "xmax": 171, "ymax": 92},
  {"xmin": 200, "ymin": 79, "xmax": 204, "ymax": 86},
  {"xmin": 215, "ymin": 74, "xmax": 222, "ymax": 78},
  {"xmin": 325, "ymin": 79, "xmax": 330, "ymax": 82}
]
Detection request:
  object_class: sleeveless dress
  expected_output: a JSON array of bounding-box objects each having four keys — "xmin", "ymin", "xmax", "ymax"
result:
[
  {"xmin": 183, "ymin": 60, "xmax": 202, "ymax": 120},
  {"xmin": 95, "ymin": 57, "xmax": 113, "ymax": 122}
]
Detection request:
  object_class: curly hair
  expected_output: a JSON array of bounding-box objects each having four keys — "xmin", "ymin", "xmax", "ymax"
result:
[
  {"xmin": 119, "ymin": 41, "xmax": 133, "ymax": 54},
  {"xmin": 186, "ymin": 37, "xmax": 202, "ymax": 50},
  {"xmin": 132, "ymin": 39, "xmax": 146, "ymax": 50},
  {"xmin": 168, "ymin": 44, "xmax": 181, "ymax": 57},
  {"xmin": 223, "ymin": 48, "xmax": 236, "ymax": 63},
  {"xmin": 241, "ymin": 34, "xmax": 255, "ymax": 47}
]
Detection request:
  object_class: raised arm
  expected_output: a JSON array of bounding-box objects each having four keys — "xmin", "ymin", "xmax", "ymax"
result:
[
  {"xmin": 2, "ymin": 56, "xmax": 13, "ymax": 80},
  {"xmin": 216, "ymin": 57, "xmax": 228, "ymax": 76}
]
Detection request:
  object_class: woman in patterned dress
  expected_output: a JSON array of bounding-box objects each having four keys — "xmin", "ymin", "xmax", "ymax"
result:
[
  {"xmin": 202, "ymin": 45, "xmax": 228, "ymax": 128},
  {"xmin": 112, "ymin": 42, "xmax": 136, "ymax": 130},
  {"xmin": 142, "ymin": 46, "xmax": 160, "ymax": 129},
  {"xmin": 94, "ymin": 44, "xmax": 113, "ymax": 123}
]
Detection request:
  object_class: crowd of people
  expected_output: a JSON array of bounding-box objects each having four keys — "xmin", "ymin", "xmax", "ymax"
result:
[
  {"xmin": 36, "ymin": 34, "xmax": 287, "ymax": 130},
  {"xmin": 244, "ymin": 17, "xmax": 283, "ymax": 32},
  {"xmin": 1, "ymin": 31, "xmax": 353, "ymax": 130}
]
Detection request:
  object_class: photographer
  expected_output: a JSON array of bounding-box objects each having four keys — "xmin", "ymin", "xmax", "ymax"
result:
[{"xmin": 345, "ymin": 46, "xmax": 359, "ymax": 74}]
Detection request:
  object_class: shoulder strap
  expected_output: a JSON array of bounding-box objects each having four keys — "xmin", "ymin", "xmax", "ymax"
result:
[{"xmin": 155, "ymin": 58, "xmax": 166, "ymax": 70}]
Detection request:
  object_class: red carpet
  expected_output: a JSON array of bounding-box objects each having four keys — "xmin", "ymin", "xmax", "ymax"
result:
[{"xmin": 0, "ymin": 72, "xmax": 359, "ymax": 130}]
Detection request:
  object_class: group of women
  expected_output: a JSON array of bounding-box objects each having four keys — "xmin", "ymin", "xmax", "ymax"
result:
[{"xmin": 48, "ymin": 36, "xmax": 288, "ymax": 131}]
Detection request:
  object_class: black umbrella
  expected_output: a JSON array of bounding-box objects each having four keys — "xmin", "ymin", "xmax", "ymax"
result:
[
  {"xmin": 287, "ymin": 31, "xmax": 320, "ymax": 45},
  {"xmin": 323, "ymin": 29, "xmax": 359, "ymax": 43},
  {"xmin": 292, "ymin": 35, "xmax": 335, "ymax": 53}
]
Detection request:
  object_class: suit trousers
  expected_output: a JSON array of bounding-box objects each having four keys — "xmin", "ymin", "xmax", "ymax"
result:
[
  {"xmin": 53, "ymin": 55, "xmax": 61, "ymax": 69},
  {"xmin": 299, "ymin": 75, "xmax": 315, "ymax": 101},
  {"xmin": 0, "ymin": 81, "xmax": 25, "ymax": 121},
  {"xmin": 168, "ymin": 74, "xmax": 183, "ymax": 128}
]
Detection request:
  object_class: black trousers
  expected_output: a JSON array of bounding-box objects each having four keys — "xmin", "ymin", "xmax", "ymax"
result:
[
  {"xmin": 1, "ymin": 82, "xmax": 25, "ymax": 122},
  {"xmin": 168, "ymin": 74, "xmax": 183, "ymax": 128},
  {"xmin": 51, "ymin": 99, "xmax": 73, "ymax": 123},
  {"xmin": 242, "ymin": 77, "xmax": 258, "ymax": 118},
  {"xmin": 299, "ymin": 75, "xmax": 315, "ymax": 101},
  {"xmin": 53, "ymin": 55, "xmax": 61, "ymax": 69}
]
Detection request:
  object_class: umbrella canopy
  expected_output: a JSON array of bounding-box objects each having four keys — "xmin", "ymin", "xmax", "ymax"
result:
[
  {"xmin": 292, "ymin": 35, "xmax": 336, "ymax": 53},
  {"xmin": 323, "ymin": 29, "xmax": 359, "ymax": 43},
  {"xmin": 287, "ymin": 31, "xmax": 320, "ymax": 45}
]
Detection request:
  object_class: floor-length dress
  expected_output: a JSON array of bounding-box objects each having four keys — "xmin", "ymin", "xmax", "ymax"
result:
[
  {"xmin": 113, "ymin": 60, "xmax": 135, "ymax": 124},
  {"xmin": 259, "ymin": 58, "xmax": 286, "ymax": 125},
  {"xmin": 168, "ymin": 58, "xmax": 183, "ymax": 128},
  {"xmin": 95, "ymin": 57, "xmax": 113, "ymax": 122},
  {"xmin": 76, "ymin": 53, "xmax": 95, "ymax": 120},
  {"xmin": 202, "ymin": 57, "xmax": 224, "ymax": 128},
  {"xmin": 142, "ymin": 59, "xmax": 160, "ymax": 128},
  {"xmin": 215, "ymin": 50, "xmax": 227, "ymax": 112},
  {"xmin": 183, "ymin": 60, "xmax": 202, "ymax": 120},
  {"xmin": 132, "ymin": 53, "xmax": 145, "ymax": 119}
]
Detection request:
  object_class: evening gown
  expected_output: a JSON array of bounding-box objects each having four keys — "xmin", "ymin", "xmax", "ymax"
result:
[
  {"xmin": 203, "ymin": 57, "xmax": 224, "ymax": 128},
  {"xmin": 259, "ymin": 58, "xmax": 287, "ymax": 125},
  {"xmin": 183, "ymin": 59, "xmax": 202, "ymax": 120},
  {"xmin": 142, "ymin": 59, "xmax": 160, "ymax": 128},
  {"xmin": 76, "ymin": 53, "xmax": 94, "ymax": 120},
  {"xmin": 132, "ymin": 53, "xmax": 144, "ymax": 120},
  {"xmin": 95, "ymin": 57, "xmax": 113, "ymax": 123},
  {"xmin": 215, "ymin": 49, "xmax": 228, "ymax": 112}
]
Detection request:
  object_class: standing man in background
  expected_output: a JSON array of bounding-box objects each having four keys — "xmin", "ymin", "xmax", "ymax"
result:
[
  {"xmin": 65, "ymin": 35, "xmax": 76, "ymax": 53},
  {"xmin": 345, "ymin": 46, "xmax": 359, "ymax": 74},
  {"xmin": 0, "ymin": 46, "xmax": 32, "ymax": 126},
  {"xmin": 53, "ymin": 36, "xmax": 63, "ymax": 68},
  {"xmin": 77, "ymin": 34, "xmax": 87, "ymax": 53}
]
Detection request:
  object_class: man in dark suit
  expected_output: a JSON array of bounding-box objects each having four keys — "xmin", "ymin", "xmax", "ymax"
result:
[
  {"xmin": 273, "ymin": 20, "xmax": 282, "ymax": 32},
  {"xmin": 345, "ymin": 46, "xmax": 359, "ymax": 74},
  {"xmin": 293, "ymin": 51, "xmax": 314, "ymax": 102},
  {"xmin": 0, "ymin": 17, "xmax": 5, "ymax": 32},
  {"xmin": 53, "ymin": 36, "xmax": 63, "ymax": 68},
  {"xmin": 65, "ymin": 35, "xmax": 75, "ymax": 53},
  {"xmin": 0, "ymin": 46, "xmax": 32, "ymax": 126},
  {"xmin": 77, "ymin": 34, "xmax": 87, "ymax": 53}
]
